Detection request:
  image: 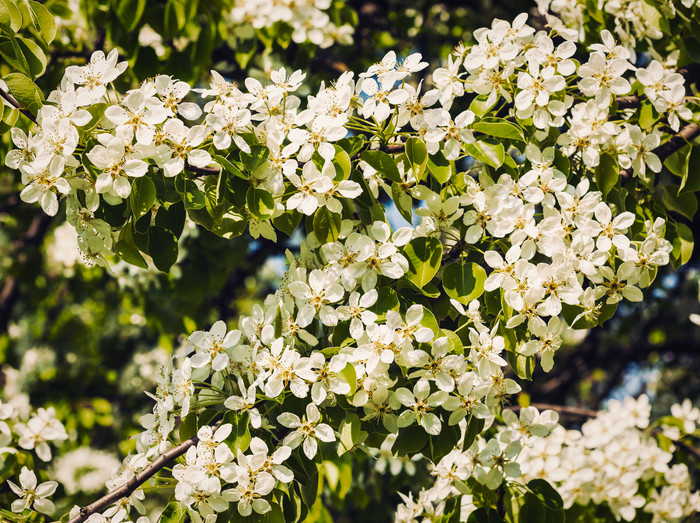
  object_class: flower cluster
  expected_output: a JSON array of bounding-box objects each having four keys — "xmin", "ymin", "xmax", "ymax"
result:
[
  {"xmin": 395, "ymin": 397, "xmax": 700, "ymax": 522},
  {"xmin": 0, "ymin": 400, "xmax": 67, "ymax": 462},
  {"xmin": 53, "ymin": 447, "xmax": 122, "ymax": 495},
  {"xmin": 228, "ymin": 0, "xmax": 353, "ymax": 49},
  {"xmin": 517, "ymin": 396, "xmax": 700, "ymax": 522},
  {"xmin": 3, "ymin": 7, "xmax": 696, "ymax": 523}
]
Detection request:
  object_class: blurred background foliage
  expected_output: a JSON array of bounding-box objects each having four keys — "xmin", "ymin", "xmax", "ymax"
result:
[{"xmin": 2, "ymin": 0, "xmax": 700, "ymax": 519}]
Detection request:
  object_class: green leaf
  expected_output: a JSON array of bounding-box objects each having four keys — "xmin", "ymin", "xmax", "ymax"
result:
[
  {"xmin": 528, "ymin": 479, "xmax": 564, "ymax": 510},
  {"xmin": 339, "ymin": 362, "xmax": 357, "ymax": 395},
  {"xmin": 0, "ymin": 0, "xmax": 22, "ymax": 32},
  {"xmin": 186, "ymin": 206, "xmax": 214, "ymax": 229},
  {"xmin": 313, "ymin": 206, "xmax": 342, "ymax": 244},
  {"xmin": 392, "ymin": 183, "xmax": 413, "ymax": 224},
  {"xmin": 662, "ymin": 186, "xmax": 698, "ymax": 220},
  {"xmin": 148, "ymin": 227, "xmax": 178, "ymax": 273},
  {"xmin": 426, "ymin": 422, "xmax": 460, "ymax": 462},
  {"xmin": 332, "ymin": 147, "xmax": 352, "ymax": 181},
  {"xmin": 3, "ymin": 72, "xmax": 41, "ymax": 115},
  {"xmin": 463, "ymin": 415, "xmax": 484, "ymax": 450},
  {"xmin": 115, "ymin": 239, "xmax": 148, "ymax": 269},
  {"xmin": 472, "ymin": 117, "xmax": 525, "ymax": 142},
  {"xmin": 403, "ymin": 237, "xmax": 442, "ymax": 288},
  {"xmin": 595, "ymin": 153, "xmax": 618, "ymax": 199},
  {"xmin": 427, "ymin": 150, "xmax": 451, "ymax": 184},
  {"xmin": 246, "ymin": 187, "xmax": 275, "ymax": 220},
  {"xmin": 336, "ymin": 136, "xmax": 364, "ymax": 158},
  {"xmin": 680, "ymin": 147, "xmax": 700, "ymax": 194},
  {"xmin": 28, "ymin": 1, "xmax": 56, "ymax": 44},
  {"xmin": 177, "ymin": 177, "xmax": 205, "ymax": 209},
  {"xmin": 240, "ymin": 145, "xmax": 269, "ymax": 174},
  {"xmin": 81, "ymin": 102, "xmax": 108, "ymax": 130},
  {"xmin": 674, "ymin": 222, "xmax": 694, "ymax": 266},
  {"xmin": 16, "ymin": 36, "xmax": 47, "ymax": 79},
  {"xmin": 272, "ymin": 210, "xmax": 302, "ymax": 237},
  {"xmin": 442, "ymin": 262, "xmax": 486, "ymax": 305},
  {"xmin": 684, "ymin": 36, "xmax": 700, "ymax": 63},
  {"xmin": 0, "ymin": 107, "xmax": 18, "ymax": 135},
  {"xmin": 213, "ymin": 154, "xmax": 247, "ymax": 180},
  {"xmin": 466, "ymin": 508, "xmax": 501, "ymax": 523},
  {"xmin": 405, "ymin": 137, "xmax": 428, "ymax": 180},
  {"xmin": 520, "ymin": 494, "xmax": 547, "ymax": 521},
  {"xmin": 368, "ymin": 287, "xmax": 400, "ymax": 318},
  {"xmin": 469, "ymin": 94, "xmax": 496, "ymax": 118},
  {"xmin": 130, "ymin": 176, "xmax": 156, "ymax": 221},
  {"xmin": 160, "ymin": 499, "xmax": 187, "ymax": 523},
  {"xmin": 361, "ymin": 150, "xmax": 402, "ymax": 183},
  {"xmin": 508, "ymin": 350, "xmax": 535, "ymax": 380},
  {"xmin": 164, "ymin": 0, "xmax": 186, "ymax": 38},
  {"xmin": 392, "ymin": 425, "xmax": 428, "ymax": 457},
  {"xmin": 638, "ymin": 101, "xmax": 659, "ymax": 130},
  {"xmin": 113, "ymin": 0, "xmax": 146, "ymax": 32},
  {"xmin": 155, "ymin": 201, "xmax": 185, "ymax": 238},
  {"xmin": 212, "ymin": 210, "xmax": 246, "ymax": 239},
  {"xmin": 0, "ymin": 35, "xmax": 27, "ymax": 75},
  {"xmin": 665, "ymin": 145, "xmax": 690, "ymax": 178},
  {"xmin": 464, "ymin": 139, "xmax": 505, "ymax": 168},
  {"xmin": 338, "ymin": 413, "xmax": 366, "ymax": 455}
]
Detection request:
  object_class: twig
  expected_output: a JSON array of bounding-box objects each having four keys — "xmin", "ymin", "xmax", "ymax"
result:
[
  {"xmin": 351, "ymin": 142, "xmax": 406, "ymax": 161},
  {"xmin": 658, "ymin": 432, "xmax": 700, "ymax": 460},
  {"xmin": 185, "ymin": 161, "xmax": 221, "ymax": 177},
  {"xmin": 67, "ymin": 429, "xmax": 209, "ymax": 523},
  {"xmin": 0, "ymin": 86, "xmax": 37, "ymax": 123}
]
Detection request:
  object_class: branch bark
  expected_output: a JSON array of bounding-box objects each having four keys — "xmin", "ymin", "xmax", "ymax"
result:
[
  {"xmin": 0, "ymin": 86, "xmax": 37, "ymax": 123},
  {"xmin": 185, "ymin": 161, "xmax": 221, "ymax": 177},
  {"xmin": 67, "ymin": 430, "xmax": 205, "ymax": 523}
]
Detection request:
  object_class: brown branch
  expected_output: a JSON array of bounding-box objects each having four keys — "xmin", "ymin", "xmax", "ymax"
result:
[
  {"xmin": 351, "ymin": 142, "xmax": 406, "ymax": 161},
  {"xmin": 653, "ymin": 122, "xmax": 700, "ymax": 163},
  {"xmin": 185, "ymin": 161, "xmax": 221, "ymax": 178},
  {"xmin": 67, "ymin": 430, "xmax": 206, "ymax": 523},
  {"xmin": 0, "ymin": 86, "xmax": 37, "ymax": 123},
  {"xmin": 661, "ymin": 432, "xmax": 700, "ymax": 460},
  {"xmin": 621, "ymin": 122, "xmax": 700, "ymax": 180},
  {"xmin": 615, "ymin": 95, "xmax": 641, "ymax": 110}
]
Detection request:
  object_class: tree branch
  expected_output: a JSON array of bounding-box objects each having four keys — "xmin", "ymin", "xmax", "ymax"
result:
[
  {"xmin": 185, "ymin": 161, "xmax": 221, "ymax": 178},
  {"xmin": 0, "ymin": 86, "xmax": 37, "ymax": 124},
  {"xmin": 351, "ymin": 142, "xmax": 406, "ymax": 161},
  {"xmin": 67, "ymin": 430, "xmax": 205, "ymax": 523}
]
